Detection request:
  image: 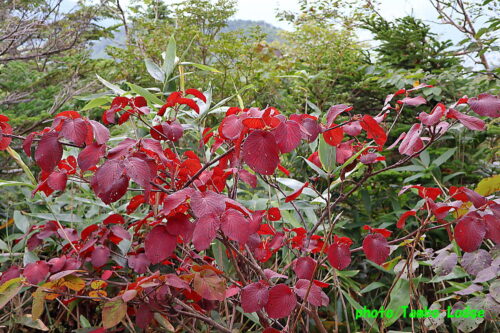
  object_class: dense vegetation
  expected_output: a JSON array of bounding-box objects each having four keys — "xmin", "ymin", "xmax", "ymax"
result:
[{"xmin": 0, "ymin": 0, "xmax": 499, "ymax": 332}]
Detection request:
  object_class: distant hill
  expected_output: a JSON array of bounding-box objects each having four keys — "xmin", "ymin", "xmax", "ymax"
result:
[{"xmin": 90, "ymin": 19, "xmax": 282, "ymax": 59}]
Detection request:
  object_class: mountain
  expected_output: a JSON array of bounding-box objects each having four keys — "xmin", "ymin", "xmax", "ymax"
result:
[{"xmin": 90, "ymin": 19, "xmax": 282, "ymax": 59}]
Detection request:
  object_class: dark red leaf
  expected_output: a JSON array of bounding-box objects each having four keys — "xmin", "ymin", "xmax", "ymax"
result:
[
  {"xmin": 128, "ymin": 253, "xmax": 150, "ymax": 274},
  {"xmin": 468, "ymin": 93, "xmax": 500, "ymax": 118},
  {"xmin": 264, "ymin": 284, "xmax": 297, "ymax": 319},
  {"xmin": 90, "ymin": 159, "xmax": 129, "ymax": 204},
  {"xmin": 78, "ymin": 142, "xmax": 105, "ymax": 171},
  {"xmin": 239, "ymin": 169, "xmax": 257, "ymax": 188},
  {"xmin": 242, "ymin": 130, "xmax": 280, "ymax": 175},
  {"xmin": 190, "ymin": 190, "xmax": 226, "ymax": 218},
  {"xmin": 363, "ymin": 233, "xmax": 390, "ymax": 265},
  {"xmin": 24, "ymin": 261, "xmax": 49, "ymax": 284},
  {"xmin": 455, "ymin": 214, "xmax": 486, "ymax": 252},
  {"xmin": 127, "ymin": 195, "xmax": 145, "ymax": 214},
  {"xmin": 221, "ymin": 209, "xmax": 251, "ymax": 244},
  {"xmin": 241, "ymin": 281, "xmax": 269, "ymax": 313},
  {"xmin": 35, "ymin": 132, "xmax": 63, "ymax": 172},
  {"xmin": 220, "ymin": 114, "xmax": 244, "ymax": 140},
  {"xmin": 47, "ymin": 171, "xmax": 67, "ymax": 191},
  {"xmin": 135, "ymin": 304, "xmax": 153, "ymax": 329},
  {"xmin": 292, "ymin": 257, "xmax": 317, "ymax": 280},
  {"xmin": 124, "ymin": 156, "xmax": 156, "ymax": 189},
  {"xmin": 61, "ymin": 118, "xmax": 87, "ymax": 145},
  {"xmin": 327, "ymin": 238, "xmax": 352, "ymax": 270},
  {"xmin": 485, "ymin": 215, "xmax": 500, "ymax": 244},
  {"xmin": 273, "ymin": 120, "xmax": 302, "ymax": 153},
  {"xmin": 294, "ymin": 279, "xmax": 329, "ymax": 307},
  {"xmin": 91, "ymin": 246, "xmax": 110, "ymax": 268},
  {"xmin": 22, "ymin": 132, "xmax": 36, "ymax": 156},
  {"xmin": 326, "ymin": 104, "xmax": 352, "ymax": 126},
  {"xmin": 88, "ymin": 120, "xmax": 110, "ymax": 145},
  {"xmin": 192, "ymin": 214, "xmax": 221, "ymax": 251},
  {"xmin": 145, "ymin": 225, "xmax": 177, "ymax": 264}
]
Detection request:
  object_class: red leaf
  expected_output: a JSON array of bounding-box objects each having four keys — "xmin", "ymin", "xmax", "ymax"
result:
[
  {"xmin": 24, "ymin": 261, "xmax": 49, "ymax": 284},
  {"xmin": 190, "ymin": 190, "xmax": 226, "ymax": 218},
  {"xmin": 77, "ymin": 142, "xmax": 105, "ymax": 171},
  {"xmin": 192, "ymin": 214, "xmax": 221, "ymax": 251},
  {"xmin": 145, "ymin": 225, "xmax": 177, "ymax": 264},
  {"xmin": 327, "ymin": 238, "xmax": 352, "ymax": 270},
  {"xmin": 127, "ymin": 195, "xmax": 145, "ymax": 214},
  {"xmin": 124, "ymin": 156, "xmax": 156, "ymax": 189},
  {"xmin": 418, "ymin": 103, "xmax": 445, "ymax": 126},
  {"xmin": 90, "ymin": 159, "xmax": 129, "ymax": 204},
  {"xmin": 455, "ymin": 214, "xmax": 486, "ymax": 252},
  {"xmin": 398, "ymin": 123, "xmax": 423, "ymax": 156},
  {"xmin": 323, "ymin": 125, "xmax": 344, "ymax": 146},
  {"xmin": 239, "ymin": 169, "xmax": 257, "ymax": 188},
  {"xmin": 35, "ymin": 132, "xmax": 63, "ymax": 172},
  {"xmin": 103, "ymin": 214, "xmax": 125, "ymax": 225},
  {"xmin": 468, "ymin": 93, "xmax": 500, "ymax": 118},
  {"xmin": 22, "ymin": 132, "xmax": 36, "ymax": 156},
  {"xmin": 485, "ymin": 215, "xmax": 500, "ymax": 244},
  {"xmin": 360, "ymin": 115, "xmax": 387, "ymax": 146},
  {"xmin": 326, "ymin": 104, "xmax": 352, "ymax": 126},
  {"xmin": 162, "ymin": 188, "xmax": 194, "ymax": 215},
  {"xmin": 294, "ymin": 279, "xmax": 329, "ymax": 307},
  {"xmin": 447, "ymin": 108, "xmax": 485, "ymax": 131},
  {"xmin": 363, "ymin": 233, "xmax": 390, "ymax": 265},
  {"xmin": 264, "ymin": 284, "xmax": 297, "ymax": 319},
  {"xmin": 267, "ymin": 207, "xmax": 281, "ymax": 221},
  {"xmin": 221, "ymin": 209, "xmax": 251, "ymax": 244},
  {"xmin": 185, "ymin": 88, "xmax": 207, "ymax": 103},
  {"xmin": 241, "ymin": 281, "xmax": 269, "ymax": 313},
  {"xmin": 285, "ymin": 182, "xmax": 309, "ymax": 203},
  {"xmin": 242, "ymin": 130, "xmax": 280, "ymax": 175},
  {"xmin": 88, "ymin": 120, "xmax": 110, "ymax": 144},
  {"xmin": 220, "ymin": 114, "xmax": 244, "ymax": 140},
  {"xmin": 178, "ymin": 98, "xmax": 200, "ymax": 114},
  {"xmin": 150, "ymin": 121, "xmax": 184, "ymax": 141},
  {"xmin": 396, "ymin": 210, "xmax": 417, "ymax": 229},
  {"xmin": 0, "ymin": 120, "xmax": 13, "ymax": 151},
  {"xmin": 91, "ymin": 246, "xmax": 110, "ymax": 267},
  {"xmin": 292, "ymin": 257, "xmax": 317, "ymax": 280},
  {"xmin": 273, "ymin": 120, "xmax": 302, "ymax": 153},
  {"xmin": 398, "ymin": 96, "xmax": 427, "ymax": 106},
  {"xmin": 47, "ymin": 171, "xmax": 67, "ymax": 191},
  {"xmin": 128, "ymin": 253, "xmax": 150, "ymax": 274},
  {"xmin": 61, "ymin": 118, "xmax": 87, "ymax": 145}
]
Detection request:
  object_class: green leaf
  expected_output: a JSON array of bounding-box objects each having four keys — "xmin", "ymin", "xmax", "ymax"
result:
[
  {"xmin": 126, "ymin": 82, "xmax": 164, "ymax": 106},
  {"xmin": 0, "ymin": 180, "xmax": 34, "ymax": 188},
  {"xmin": 81, "ymin": 96, "xmax": 112, "ymax": 111},
  {"xmin": 391, "ymin": 165, "xmax": 426, "ymax": 172},
  {"xmin": 300, "ymin": 157, "xmax": 328, "ymax": 178},
  {"xmin": 163, "ymin": 36, "xmax": 177, "ymax": 80},
  {"xmin": 0, "ymin": 278, "xmax": 24, "ymax": 309},
  {"xmin": 144, "ymin": 58, "xmax": 165, "ymax": 82},
  {"xmin": 419, "ymin": 150, "xmax": 430, "ymax": 168},
  {"xmin": 360, "ymin": 281, "xmax": 385, "ymax": 294},
  {"xmin": 432, "ymin": 148, "xmax": 457, "ymax": 167},
  {"xmin": 383, "ymin": 278, "xmax": 411, "ymax": 327},
  {"xmin": 341, "ymin": 290, "xmax": 379, "ymax": 332},
  {"xmin": 102, "ymin": 298, "xmax": 127, "ymax": 329},
  {"xmin": 6, "ymin": 147, "xmax": 36, "ymax": 184},
  {"xmin": 96, "ymin": 74, "xmax": 125, "ymax": 95},
  {"xmin": 32, "ymin": 288, "xmax": 46, "ymax": 320},
  {"xmin": 318, "ymin": 135, "xmax": 336, "ymax": 173},
  {"xmin": 180, "ymin": 62, "xmax": 221, "ymax": 73},
  {"xmin": 14, "ymin": 211, "xmax": 30, "ymax": 233}
]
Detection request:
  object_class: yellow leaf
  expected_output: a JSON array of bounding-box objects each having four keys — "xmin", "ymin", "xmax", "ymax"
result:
[
  {"xmin": 154, "ymin": 313, "xmax": 175, "ymax": 331},
  {"xmin": 0, "ymin": 277, "xmax": 24, "ymax": 309},
  {"xmin": 63, "ymin": 275, "xmax": 85, "ymax": 292},
  {"xmin": 413, "ymin": 80, "xmax": 420, "ymax": 87},
  {"xmin": 475, "ymin": 175, "xmax": 500, "ymax": 196},
  {"xmin": 91, "ymin": 280, "xmax": 108, "ymax": 290},
  {"xmin": 89, "ymin": 290, "xmax": 107, "ymax": 300},
  {"xmin": 32, "ymin": 289, "xmax": 46, "ymax": 320},
  {"xmin": 102, "ymin": 298, "xmax": 127, "ymax": 329}
]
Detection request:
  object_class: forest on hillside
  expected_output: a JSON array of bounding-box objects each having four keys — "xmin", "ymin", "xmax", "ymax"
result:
[{"xmin": 0, "ymin": 0, "xmax": 499, "ymax": 332}]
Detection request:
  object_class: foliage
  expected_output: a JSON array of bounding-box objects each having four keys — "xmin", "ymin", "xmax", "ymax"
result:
[{"xmin": 0, "ymin": 38, "xmax": 499, "ymax": 331}]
